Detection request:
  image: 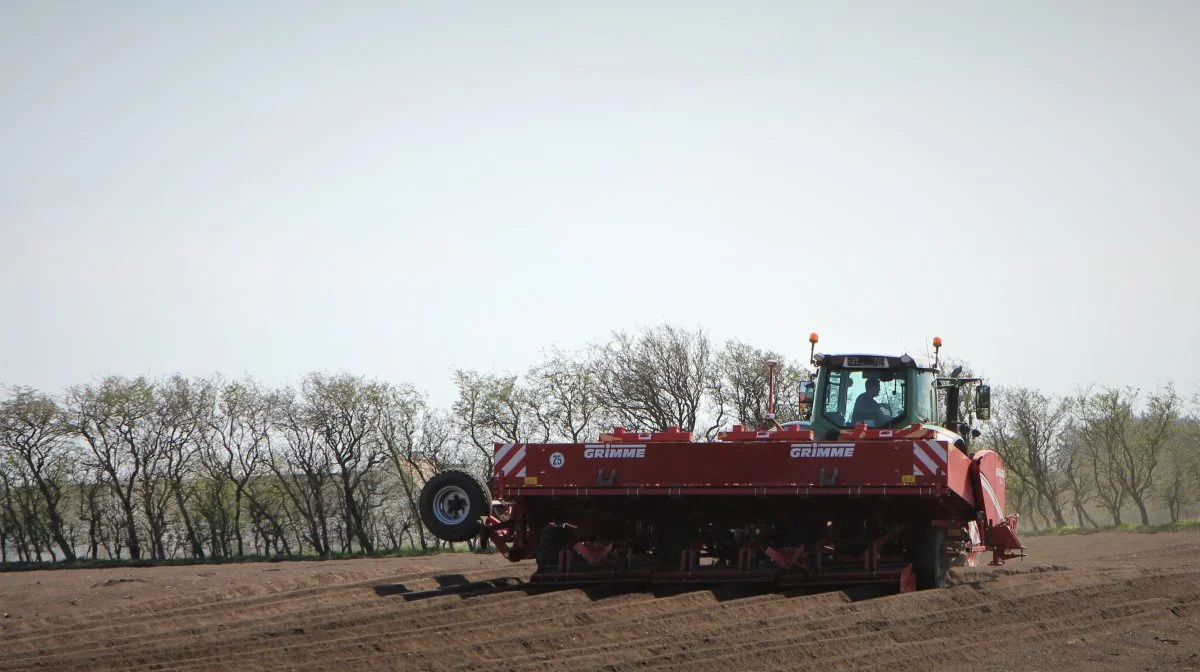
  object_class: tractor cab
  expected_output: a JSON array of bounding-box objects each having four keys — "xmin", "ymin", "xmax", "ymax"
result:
[
  {"xmin": 802, "ymin": 334, "xmax": 991, "ymax": 445},
  {"xmin": 809, "ymin": 353, "xmax": 934, "ymax": 440}
]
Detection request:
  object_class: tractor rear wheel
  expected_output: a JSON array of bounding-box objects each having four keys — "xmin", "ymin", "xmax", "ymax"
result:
[
  {"xmin": 537, "ymin": 525, "xmax": 574, "ymax": 569},
  {"xmin": 913, "ymin": 526, "xmax": 949, "ymax": 589},
  {"xmin": 419, "ymin": 470, "xmax": 491, "ymax": 542}
]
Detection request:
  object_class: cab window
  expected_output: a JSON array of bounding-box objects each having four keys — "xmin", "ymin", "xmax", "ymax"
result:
[
  {"xmin": 913, "ymin": 372, "xmax": 935, "ymax": 424},
  {"xmin": 822, "ymin": 370, "xmax": 907, "ymax": 429}
]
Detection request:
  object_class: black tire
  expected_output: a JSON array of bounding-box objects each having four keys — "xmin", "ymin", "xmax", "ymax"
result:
[
  {"xmin": 536, "ymin": 525, "xmax": 574, "ymax": 569},
  {"xmin": 913, "ymin": 526, "xmax": 949, "ymax": 590},
  {"xmin": 419, "ymin": 470, "xmax": 491, "ymax": 543}
]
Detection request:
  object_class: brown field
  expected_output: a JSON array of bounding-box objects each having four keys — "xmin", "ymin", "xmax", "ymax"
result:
[{"xmin": 2, "ymin": 530, "xmax": 1200, "ymax": 671}]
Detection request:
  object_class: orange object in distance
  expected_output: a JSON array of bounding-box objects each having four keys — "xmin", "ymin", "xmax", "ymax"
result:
[
  {"xmin": 809, "ymin": 332, "xmax": 819, "ymax": 344},
  {"xmin": 932, "ymin": 336, "xmax": 942, "ymax": 348}
]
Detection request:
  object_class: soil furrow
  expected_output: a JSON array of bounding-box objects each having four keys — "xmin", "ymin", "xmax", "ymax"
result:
[{"xmin": 4, "ymin": 530, "xmax": 1200, "ymax": 672}]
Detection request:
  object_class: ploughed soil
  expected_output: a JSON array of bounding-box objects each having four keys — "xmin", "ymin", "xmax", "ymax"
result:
[{"xmin": 3, "ymin": 530, "xmax": 1200, "ymax": 671}]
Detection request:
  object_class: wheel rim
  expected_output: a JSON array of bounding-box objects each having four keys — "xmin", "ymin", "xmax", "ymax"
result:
[{"xmin": 432, "ymin": 485, "xmax": 471, "ymax": 526}]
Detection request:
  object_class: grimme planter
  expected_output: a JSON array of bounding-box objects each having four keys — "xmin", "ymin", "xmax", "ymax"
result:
[{"xmin": 420, "ymin": 335, "xmax": 1024, "ymax": 593}]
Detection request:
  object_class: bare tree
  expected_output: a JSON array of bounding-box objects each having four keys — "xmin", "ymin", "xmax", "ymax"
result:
[
  {"xmin": 200, "ymin": 378, "xmax": 274, "ymax": 556},
  {"xmin": 245, "ymin": 476, "xmax": 293, "ymax": 556},
  {"xmin": 269, "ymin": 387, "xmax": 333, "ymax": 556},
  {"xmin": 527, "ymin": 348, "xmax": 607, "ymax": 442},
  {"xmin": 136, "ymin": 442, "xmax": 174, "ymax": 559},
  {"xmin": 0, "ymin": 456, "xmax": 9, "ymax": 562},
  {"xmin": 453, "ymin": 370, "xmax": 545, "ymax": 474},
  {"xmin": 148, "ymin": 375, "xmax": 212, "ymax": 559},
  {"xmin": 0, "ymin": 387, "xmax": 78, "ymax": 559},
  {"xmin": 993, "ymin": 387, "xmax": 1072, "ymax": 528},
  {"xmin": 74, "ymin": 462, "xmax": 125, "ymax": 559},
  {"xmin": 1078, "ymin": 386, "xmax": 1180, "ymax": 525},
  {"xmin": 69, "ymin": 376, "xmax": 157, "ymax": 560},
  {"xmin": 1059, "ymin": 427, "xmax": 1099, "ymax": 527},
  {"xmin": 1088, "ymin": 443, "xmax": 1129, "ymax": 526},
  {"xmin": 301, "ymin": 373, "xmax": 390, "ymax": 554},
  {"xmin": 1158, "ymin": 418, "xmax": 1199, "ymax": 522},
  {"xmin": 709, "ymin": 341, "xmax": 806, "ymax": 437},
  {"xmin": 592, "ymin": 324, "xmax": 713, "ymax": 433},
  {"xmin": 0, "ymin": 452, "xmax": 45, "ymax": 561},
  {"xmin": 375, "ymin": 385, "xmax": 435, "ymax": 549},
  {"xmin": 982, "ymin": 405, "xmax": 1045, "ymax": 529}
]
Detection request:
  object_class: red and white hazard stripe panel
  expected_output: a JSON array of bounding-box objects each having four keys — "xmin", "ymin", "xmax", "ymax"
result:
[
  {"xmin": 494, "ymin": 443, "xmax": 527, "ymax": 479},
  {"xmin": 912, "ymin": 440, "xmax": 947, "ymax": 476}
]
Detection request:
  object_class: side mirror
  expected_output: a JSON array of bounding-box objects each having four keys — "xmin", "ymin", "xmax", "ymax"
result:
[
  {"xmin": 975, "ymin": 385, "xmax": 991, "ymax": 421},
  {"xmin": 798, "ymin": 381, "xmax": 816, "ymax": 421}
]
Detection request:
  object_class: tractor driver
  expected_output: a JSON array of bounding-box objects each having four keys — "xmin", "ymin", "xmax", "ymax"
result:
[{"xmin": 851, "ymin": 377, "xmax": 890, "ymax": 427}]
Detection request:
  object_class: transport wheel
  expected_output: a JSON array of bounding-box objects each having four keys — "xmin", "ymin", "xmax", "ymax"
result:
[
  {"xmin": 419, "ymin": 470, "xmax": 491, "ymax": 542},
  {"xmin": 537, "ymin": 525, "xmax": 574, "ymax": 569},
  {"xmin": 913, "ymin": 526, "xmax": 949, "ymax": 589}
]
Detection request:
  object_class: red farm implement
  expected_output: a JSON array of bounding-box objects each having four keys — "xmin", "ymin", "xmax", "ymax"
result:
[{"xmin": 419, "ymin": 335, "xmax": 1024, "ymax": 593}]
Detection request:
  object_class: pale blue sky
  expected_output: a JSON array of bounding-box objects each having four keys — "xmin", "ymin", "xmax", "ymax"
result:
[{"xmin": 2, "ymin": 1, "xmax": 1197, "ymax": 406}]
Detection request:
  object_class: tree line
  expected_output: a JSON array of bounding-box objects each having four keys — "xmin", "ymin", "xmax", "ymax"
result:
[
  {"xmin": 1, "ymin": 324, "xmax": 1196, "ymax": 563},
  {"xmin": 0, "ymin": 326, "xmax": 806, "ymax": 563},
  {"xmin": 984, "ymin": 385, "xmax": 1198, "ymax": 530}
]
